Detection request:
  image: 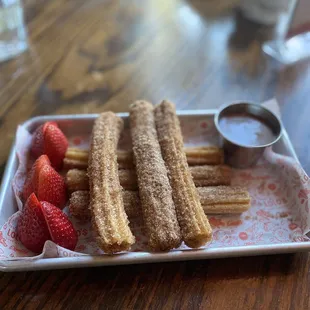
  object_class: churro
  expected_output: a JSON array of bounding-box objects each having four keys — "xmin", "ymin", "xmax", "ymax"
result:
[
  {"xmin": 64, "ymin": 148, "xmax": 133, "ymax": 170},
  {"xmin": 66, "ymin": 169, "xmax": 138, "ymax": 192},
  {"xmin": 88, "ymin": 112, "xmax": 135, "ymax": 253},
  {"xmin": 66, "ymin": 147, "xmax": 88, "ymax": 162},
  {"xmin": 66, "ymin": 169, "xmax": 137, "ymax": 192},
  {"xmin": 122, "ymin": 190, "xmax": 141, "ymax": 218},
  {"xmin": 186, "ymin": 146, "xmax": 224, "ymax": 165},
  {"xmin": 69, "ymin": 187, "xmax": 251, "ymax": 219},
  {"xmin": 63, "ymin": 158, "xmax": 88, "ymax": 170},
  {"xmin": 69, "ymin": 191, "xmax": 91, "ymax": 220},
  {"xmin": 64, "ymin": 148, "xmax": 89, "ymax": 170},
  {"xmin": 155, "ymin": 100, "xmax": 212, "ymax": 248},
  {"xmin": 66, "ymin": 164, "xmax": 231, "ymax": 192},
  {"xmin": 66, "ymin": 169, "xmax": 89, "ymax": 192},
  {"xmin": 69, "ymin": 190, "xmax": 140, "ymax": 220},
  {"xmin": 66, "ymin": 169, "xmax": 137, "ymax": 191},
  {"xmin": 198, "ymin": 186, "xmax": 251, "ymax": 213},
  {"xmin": 117, "ymin": 150, "xmax": 134, "ymax": 169},
  {"xmin": 118, "ymin": 169, "xmax": 138, "ymax": 190},
  {"xmin": 130, "ymin": 100, "xmax": 181, "ymax": 251},
  {"xmin": 189, "ymin": 165, "xmax": 231, "ymax": 186},
  {"xmin": 64, "ymin": 146, "xmax": 224, "ymax": 170}
]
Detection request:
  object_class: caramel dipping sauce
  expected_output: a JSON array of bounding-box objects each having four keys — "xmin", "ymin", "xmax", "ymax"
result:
[{"xmin": 219, "ymin": 113, "xmax": 277, "ymax": 147}]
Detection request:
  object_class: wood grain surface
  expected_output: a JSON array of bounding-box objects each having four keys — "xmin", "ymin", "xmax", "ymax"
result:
[{"xmin": 1, "ymin": 0, "xmax": 310, "ymax": 309}]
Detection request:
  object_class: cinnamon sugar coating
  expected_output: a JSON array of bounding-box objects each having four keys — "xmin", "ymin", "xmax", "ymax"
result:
[
  {"xmin": 155, "ymin": 100, "xmax": 212, "ymax": 248},
  {"xmin": 130, "ymin": 100, "xmax": 181, "ymax": 251},
  {"xmin": 88, "ymin": 112, "xmax": 135, "ymax": 254}
]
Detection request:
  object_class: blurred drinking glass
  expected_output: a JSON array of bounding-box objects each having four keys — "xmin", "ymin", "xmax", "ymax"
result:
[
  {"xmin": 0, "ymin": 0, "xmax": 27, "ymax": 62},
  {"xmin": 240, "ymin": 0, "xmax": 292, "ymax": 25}
]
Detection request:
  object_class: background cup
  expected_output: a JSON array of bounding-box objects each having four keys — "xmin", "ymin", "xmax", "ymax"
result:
[{"xmin": 0, "ymin": 0, "xmax": 28, "ymax": 62}]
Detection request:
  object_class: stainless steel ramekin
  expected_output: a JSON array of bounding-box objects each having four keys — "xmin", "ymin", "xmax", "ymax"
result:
[{"xmin": 214, "ymin": 102, "xmax": 283, "ymax": 168}]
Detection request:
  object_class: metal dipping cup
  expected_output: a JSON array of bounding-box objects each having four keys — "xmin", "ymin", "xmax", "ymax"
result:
[{"xmin": 214, "ymin": 102, "xmax": 283, "ymax": 168}]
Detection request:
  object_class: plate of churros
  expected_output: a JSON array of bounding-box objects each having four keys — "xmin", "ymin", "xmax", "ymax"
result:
[{"xmin": 0, "ymin": 100, "xmax": 310, "ymax": 272}]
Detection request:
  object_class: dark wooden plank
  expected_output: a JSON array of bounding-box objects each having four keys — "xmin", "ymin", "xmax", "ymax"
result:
[
  {"xmin": 0, "ymin": 254, "xmax": 309, "ymax": 309},
  {"xmin": 0, "ymin": 0, "xmax": 279, "ymax": 167}
]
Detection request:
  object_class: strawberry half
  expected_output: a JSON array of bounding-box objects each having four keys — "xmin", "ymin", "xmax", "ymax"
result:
[
  {"xmin": 41, "ymin": 201, "xmax": 78, "ymax": 251},
  {"xmin": 17, "ymin": 193, "xmax": 50, "ymax": 253},
  {"xmin": 37, "ymin": 164, "xmax": 67, "ymax": 208},
  {"xmin": 30, "ymin": 122, "xmax": 56, "ymax": 158},
  {"xmin": 31, "ymin": 124, "xmax": 45, "ymax": 158},
  {"xmin": 30, "ymin": 122, "xmax": 68, "ymax": 169},
  {"xmin": 43, "ymin": 123, "xmax": 68, "ymax": 169},
  {"xmin": 22, "ymin": 155, "xmax": 51, "ymax": 201},
  {"xmin": 22, "ymin": 155, "xmax": 66, "ymax": 208}
]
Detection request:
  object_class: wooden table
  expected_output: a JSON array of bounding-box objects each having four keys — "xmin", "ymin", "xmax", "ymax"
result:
[{"xmin": 1, "ymin": 0, "xmax": 310, "ymax": 309}]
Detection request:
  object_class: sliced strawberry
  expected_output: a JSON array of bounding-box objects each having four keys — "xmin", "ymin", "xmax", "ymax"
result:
[
  {"xmin": 30, "ymin": 122, "xmax": 56, "ymax": 158},
  {"xmin": 22, "ymin": 155, "xmax": 51, "ymax": 201},
  {"xmin": 30, "ymin": 121, "xmax": 68, "ymax": 169},
  {"xmin": 23, "ymin": 175, "xmax": 34, "ymax": 202},
  {"xmin": 41, "ymin": 201, "xmax": 78, "ymax": 251},
  {"xmin": 22, "ymin": 155, "xmax": 66, "ymax": 208},
  {"xmin": 30, "ymin": 124, "xmax": 45, "ymax": 158},
  {"xmin": 17, "ymin": 193, "xmax": 50, "ymax": 253},
  {"xmin": 43, "ymin": 123, "xmax": 68, "ymax": 169},
  {"xmin": 37, "ymin": 164, "xmax": 67, "ymax": 209}
]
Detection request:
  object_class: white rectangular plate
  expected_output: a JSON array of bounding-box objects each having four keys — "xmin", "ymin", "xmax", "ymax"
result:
[{"xmin": 0, "ymin": 110, "xmax": 309, "ymax": 272}]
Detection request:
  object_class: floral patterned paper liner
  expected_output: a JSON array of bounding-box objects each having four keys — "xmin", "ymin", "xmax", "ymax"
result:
[{"xmin": 1, "ymin": 100, "xmax": 310, "ymax": 260}]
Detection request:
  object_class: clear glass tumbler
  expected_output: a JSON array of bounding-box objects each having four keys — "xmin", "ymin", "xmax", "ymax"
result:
[{"xmin": 0, "ymin": 0, "xmax": 27, "ymax": 62}]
